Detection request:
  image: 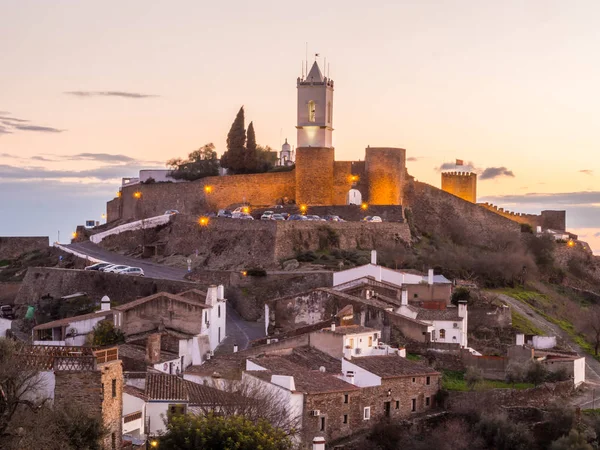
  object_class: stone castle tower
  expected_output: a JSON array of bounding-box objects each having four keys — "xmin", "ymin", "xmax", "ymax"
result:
[
  {"xmin": 295, "ymin": 61, "xmax": 335, "ymax": 205},
  {"xmin": 441, "ymin": 171, "xmax": 477, "ymax": 203}
]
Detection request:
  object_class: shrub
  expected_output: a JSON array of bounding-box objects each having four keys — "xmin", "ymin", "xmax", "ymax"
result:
[
  {"xmin": 296, "ymin": 251, "xmax": 317, "ymax": 262},
  {"xmin": 451, "ymin": 287, "xmax": 471, "ymax": 306},
  {"xmin": 525, "ymin": 360, "xmax": 548, "ymax": 385},
  {"xmin": 245, "ymin": 267, "xmax": 267, "ymax": 277},
  {"xmin": 465, "ymin": 367, "xmax": 483, "ymax": 390},
  {"xmin": 91, "ymin": 320, "xmax": 125, "ymax": 347},
  {"xmin": 521, "ymin": 223, "xmax": 534, "ymax": 234}
]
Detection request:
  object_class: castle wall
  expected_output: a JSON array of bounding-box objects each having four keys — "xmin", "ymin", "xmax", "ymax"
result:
[
  {"xmin": 106, "ymin": 197, "xmax": 121, "ymax": 223},
  {"xmin": 441, "ymin": 172, "xmax": 477, "ymax": 203},
  {"xmin": 365, "ymin": 147, "xmax": 405, "ymax": 205},
  {"xmin": 332, "ymin": 161, "xmax": 367, "ymax": 205},
  {"xmin": 0, "ymin": 236, "xmax": 49, "ymax": 260},
  {"xmin": 112, "ymin": 171, "xmax": 296, "ymax": 222},
  {"xmin": 404, "ymin": 181, "xmax": 521, "ymax": 246},
  {"xmin": 478, "ymin": 203, "xmax": 566, "ymax": 232},
  {"xmin": 295, "ymin": 146, "xmax": 335, "ymax": 205}
]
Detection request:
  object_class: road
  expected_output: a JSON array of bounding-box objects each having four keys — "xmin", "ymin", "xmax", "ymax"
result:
[
  {"xmin": 66, "ymin": 241, "xmax": 188, "ymax": 281},
  {"xmin": 495, "ymin": 292, "xmax": 600, "ymax": 407},
  {"xmin": 65, "ymin": 241, "xmax": 265, "ymax": 350}
]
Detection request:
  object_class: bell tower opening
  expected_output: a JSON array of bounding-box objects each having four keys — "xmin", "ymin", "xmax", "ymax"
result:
[{"xmin": 308, "ymin": 100, "xmax": 316, "ymax": 122}]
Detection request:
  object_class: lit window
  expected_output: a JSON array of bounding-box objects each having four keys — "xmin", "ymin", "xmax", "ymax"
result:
[
  {"xmin": 368, "ymin": 336, "xmax": 373, "ymax": 347},
  {"xmin": 308, "ymin": 100, "xmax": 316, "ymax": 122},
  {"xmin": 439, "ymin": 329, "xmax": 446, "ymax": 339},
  {"xmin": 348, "ymin": 338, "xmax": 354, "ymax": 348},
  {"xmin": 363, "ymin": 407, "xmax": 371, "ymax": 420}
]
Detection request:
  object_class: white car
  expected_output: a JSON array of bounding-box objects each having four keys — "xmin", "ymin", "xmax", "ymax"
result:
[
  {"xmin": 117, "ymin": 267, "xmax": 145, "ymax": 277},
  {"xmin": 261, "ymin": 211, "xmax": 274, "ymax": 220},
  {"xmin": 232, "ymin": 212, "xmax": 254, "ymax": 220},
  {"xmin": 362, "ymin": 216, "xmax": 383, "ymax": 223},
  {"xmin": 104, "ymin": 265, "xmax": 130, "ymax": 273},
  {"xmin": 98, "ymin": 264, "xmax": 118, "ymax": 272}
]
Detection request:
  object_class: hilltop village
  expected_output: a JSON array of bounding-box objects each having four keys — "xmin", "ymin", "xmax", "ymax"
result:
[{"xmin": 2, "ymin": 62, "xmax": 600, "ymax": 450}]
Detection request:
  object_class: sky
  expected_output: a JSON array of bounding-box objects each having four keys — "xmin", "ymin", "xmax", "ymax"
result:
[{"xmin": 0, "ymin": 0, "xmax": 598, "ymax": 252}]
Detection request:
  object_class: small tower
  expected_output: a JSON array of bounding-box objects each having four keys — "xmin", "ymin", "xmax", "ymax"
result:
[
  {"xmin": 279, "ymin": 138, "xmax": 294, "ymax": 166},
  {"xmin": 441, "ymin": 171, "xmax": 477, "ymax": 203},
  {"xmin": 296, "ymin": 61, "xmax": 334, "ymax": 148}
]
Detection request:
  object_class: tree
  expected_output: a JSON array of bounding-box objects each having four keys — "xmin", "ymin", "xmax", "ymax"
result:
[
  {"xmin": 525, "ymin": 360, "xmax": 548, "ymax": 386},
  {"xmin": 167, "ymin": 143, "xmax": 219, "ymax": 181},
  {"xmin": 245, "ymin": 121, "xmax": 258, "ymax": 172},
  {"xmin": 451, "ymin": 287, "xmax": 471, "ymax": 306},
  {"xmin": 90, "ymin": 320, "xmax": 125, "ymax": 347},
  {"xmin": 465, "ymin": 367, "xmax": 483, "ymax": 391},
  {"xmin": 220, "ymin": 106, "xmax": 247, "ymax": 174},
  {"xmin": 586, "ymin": 306, "xmax": 600, "ymax": 356},
  {"xmin": 550, "ymin": 430, "xmax": 593, "ymax": 450},
  {"xmin": 158, "ymin": 413, "xmax": 293, "ymax": 450}
]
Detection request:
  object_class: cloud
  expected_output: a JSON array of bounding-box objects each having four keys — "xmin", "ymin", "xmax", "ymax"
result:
[
  {"xmin": 0, "ymin": 153, "xmax": 18, "ymax": 158},
  {"xmin": 437, "ymin": 161, "xmax": 476, "ymax": 172},
  {"xmin": 31, "ymin": 155, "xmax": 57, "ymax": 162},
  {"xmin": 64, "ymin": 91, "xmax": 158, "ymax": 99},
  {"xmin": 0, "ymin": 115, "xmax": 29, "ymax": 123},
  {"xmin": 407, "ymin": 157, "xmax": 419, "ymax": 162},
  {"xmin": 67, "ymin": 153, "xmax": 136, "ymax": 163},
  {"xmin": 479, "ymin": 167, "xmax": 515, "ymax": 180},
  {"xmin": 0, "ymin": 126, "xmax": 12, "ymax": 135},
  {"xmin": 13, "ymin": 124, "xmax": 64, "ymax": 133},
  {"xmin": 580, "ymin": 169, "xmax": 594, "ymax": 176},
  {"xmin": 0, "ymin": 162, "xmax": 162, "ymax": 181},
  {"xmin": 595, "ymin": 232, "xmax": 600, "ymax": 238}
]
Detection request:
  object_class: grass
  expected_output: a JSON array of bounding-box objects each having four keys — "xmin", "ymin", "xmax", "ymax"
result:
[
  {"xmin": 405, "ymin": 353, "xmax": 422, "ymax": 362},
  {"xmin": 511, "ymin": 310, "xmax": 544, "ymax": 336},
  {"xmin": 442, "ymin": 370, "xmax": 534, "ymax": 391},
  {"xmin": 0, "ymin": 260, "xmax": 10, "ymax": 267}
]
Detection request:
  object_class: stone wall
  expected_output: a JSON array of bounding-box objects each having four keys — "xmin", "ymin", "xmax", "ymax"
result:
[
  {"xmin": 295, "ymin": 147, "xmax": 335, "ymax": 205},
  {"xmin": 468, "ymin": 304, "xmax": 512, "ymax": 329},
  {"xmin": 441, "ymin": 172, "xmax": 477, "ymax": 203},
  {"xmin": 405, "ymin": 181, "xmax": 522, "ymax": 246},
  {"xmin": 365, "ymin": 147, "xmax": 405, "ymax": 205},
  {"xmin": 106, "ymin": 197, "xmax": 121, "ymax": 223},
  {"xmin": 14, "ymin": 267, "xmax": 196, "ymax": 310},
  {"xmin": 0, "ymin": 236, "xmax": 49, "ymax": 260},
  {"xmin": 100, "ymin": 360, "xmax": 123, "ymax": 449},
  {"xmin": 478, "ymin": 203, "xmax": 566, "ymax": 232}
]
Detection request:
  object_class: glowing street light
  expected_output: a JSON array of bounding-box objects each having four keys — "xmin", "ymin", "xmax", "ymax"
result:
[
  {"xmin": 204, "ymin": 185, "xmax": 213, "ymax": 194},
  {"xmin": 198, "ymin": 216, "xmax": 209, "ymax": 227},
  {"xmin": 300, "ymin": 204, "xmax": 307, "ymax": 214},
  {"xmin": 241, "ymin": 271, "xmax": 248, "ymax": 277},
  {"xmin": 361, "ymin": 202, "xmax": 368, "ymax": 210},
  {"xmin": 242, "ymin": 206, "xmax": 250, "ymax": 214},
  {"xmin": 133, "ymin": 191, "xmax": 142, "ymax": 199},
  {"xmin": 349, "ymin": 175, "xmax": 359, "ymax": 183},
  {"xmin": 568, "ymin": 240, "xmax": 575, "ymax": 248},
  {"xmin": 71, "ymin": 232, "xmax": 77, "ymax": 239},
  {"xmin": 117, "ymin": 191, "xmax": 122, "ymax": 198}
]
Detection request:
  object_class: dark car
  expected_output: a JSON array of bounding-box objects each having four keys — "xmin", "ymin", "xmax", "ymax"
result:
[
  {"xmin": 288, "ymin": 214, "xmax": 307, "ymax": 221},
  {"xmin": 84, "ymin": 262, "xmax": 111, "ymax": 271},
  {"xmin": 0, "ymin": 305, "xmax": 14, "ymax": 320},
  {"xmin": 323, "ymin": 215, "xmax": 343, "ymax": 222}
]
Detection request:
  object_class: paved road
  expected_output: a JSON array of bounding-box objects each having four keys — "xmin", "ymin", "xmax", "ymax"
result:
[
  {"xmin": 66, "ymin": 241, "xmax": 188, "ymax": 281},
  {"xmin": 495, "ymin": 292, "xmax": 600, "ymax": 407},
  {"xmin": 66, "ymin": 241, "xmax": 266, "ymax": 350}
]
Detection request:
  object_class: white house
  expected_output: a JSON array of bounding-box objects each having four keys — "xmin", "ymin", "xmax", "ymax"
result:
[
  {"xmin": 0, "ymin": 317, "xmax": 12, "ymax": 338},
  {"xmin": 32, "ymin": 296, "xmax": 113, "ymax": 346}
]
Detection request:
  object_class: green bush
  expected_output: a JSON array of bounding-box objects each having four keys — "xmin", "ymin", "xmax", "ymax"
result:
[{"xmin": 451, "ymin": 286, "xmax": 471, "ymax": 306}]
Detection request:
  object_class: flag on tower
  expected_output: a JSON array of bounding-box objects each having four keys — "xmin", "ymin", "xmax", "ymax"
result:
[{"xmin": 456, "ymin": 159, "xmax": 464, "ymax": 166}]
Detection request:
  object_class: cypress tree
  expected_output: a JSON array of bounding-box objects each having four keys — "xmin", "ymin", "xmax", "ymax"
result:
[
  {"xmin": 221, "ymin": 106, "xmax": 246, "ymax": 173},
  {"xmin": 245, "ymin": 121, "xmax": 258, "ymax": 173}
]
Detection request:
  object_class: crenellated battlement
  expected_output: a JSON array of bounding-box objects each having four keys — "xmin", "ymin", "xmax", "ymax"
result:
[
  {"xmin": 441, "ymin": 171, "xmax": 476, "ymax": 177},
  {"xmin": 477, "ymin": 203, "xmax": 566, "ymax": 231},
  {"xmin": 441, "ymin": 171, "xmax": 477, "ymax": 203}
]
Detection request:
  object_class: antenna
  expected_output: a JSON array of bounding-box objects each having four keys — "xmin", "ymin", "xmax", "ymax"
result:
[
  {"xmin": 324, "ymin": 57, "xmax": 326, "ymax": 76},
  {"xmin": 305, "ymin": 42, "xmax": 308, "ymax": 72},
  {"xmin": 328, "ymin": 63, "xmax": 330, "ymax": 78}
]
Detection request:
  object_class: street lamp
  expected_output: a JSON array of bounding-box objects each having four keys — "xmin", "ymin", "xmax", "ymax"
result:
[
  {"xmin": 134, "ymin": 191, "xmax": 142, "ymax": 199},
  {"xmin": 204, "ymin": 185, "xmax": 213, "ymax": 194},
  {"xmin": 198, "ymin": 216, "xmax": 209, "ymax": 227},
  {"xmin": 361, "ymin": 202, "xmax": 368, "ymax": 210},
  {"xmin": 300, "ymin": 204, "xmax": 307, "ymax": 215}
]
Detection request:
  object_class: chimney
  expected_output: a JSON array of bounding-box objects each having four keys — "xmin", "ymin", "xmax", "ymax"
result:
[
  {"xmin": 458, "ymin": 300, "xmax": 467, "ymax": 318},
  {"xmin": 401, "ymin": 288, "xmax": 408, "ymax": 306},
  {"xmin": 233, "ymin": 344, "xmax": 239, "ymax": 353},
  {"xmin": 371, "ymin": 250, "xmax": 377, "ymax": 265},
  {"xmin": 146, "ymin": 333, "xmax": 162, "ymax": 365},
  {"xmin": 313, "ymin": 436, "xmax": 326, "ymax": 450},
  {"xmin": 331, "ymin": 323, "xmax": 336, "ymax": 332},
  {"xmin": 397, "ymin": 347, "xmax": 406, "ymax": 358},
  {"xmin": 345, "ymin": 370, "xmax": 355, "ymax": 385},
  {"xmin": 206, "ymin": 285, "xmax": 218, "ymax": 306},
  {"xmin": 100, "ymin": 295, "xmax": 111, "ymax": 312},
  {"xmin": 536, "ymin": 226, "xmax": 542, "ymax": 233},
  {"xmin": 217, "ymin": 285, "xmax": 225, "ymax": 301},
  {"xmin": 428, "ymin": 269, "xmax": 434, "ymax": 285}
]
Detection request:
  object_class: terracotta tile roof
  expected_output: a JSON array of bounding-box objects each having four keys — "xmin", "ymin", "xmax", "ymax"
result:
[
  {"xmin": 178, "ymin": 289, "xmax": 209, "ymax": 305},
  {"xmin": 32, "ymin": 310, "xmax": 113, "ymax": 331},
  {"xmin": 349, "ymin": 356, "xmax": 439, "ymax": 378},
  {"xmin": 415, "ymin": 308, "xmax": 462, "ymax": 321},
  {"xmin": 320, "ymin": 325, "xmax": 380, "ymax": 336},
  {"xmin": 114, "ymin": 292, "xmax": 211, "ymax": 312},
  {"xmin": 123, "ymin": 385, "xmax": 148, "ymax": 401},
  {"xmin": 119, "ymin": 343, "xmax": 179, "ymax": 365},
  {"xmin": 248, "ymin": 356, "xmax": 358, "ymax": 394},
  {"xmin": 144, "ymin": 373, "xmax": 237, "ymax": 405},
  {"xmin": 185, "ymin": 355, "xmax": 246, "ymax": 379},
  {"xmin": 280, "ymin": 346, "xmax": 342, "ymax": 374}
]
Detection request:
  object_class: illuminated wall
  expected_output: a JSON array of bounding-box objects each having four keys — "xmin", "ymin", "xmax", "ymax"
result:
[
  {"xmin": 441, "ymin": 172, "xmax": 477, "ymax": 203},
  {"xmin": 365, "ymin": 147, "xmax": 406, "ymax": 205}
]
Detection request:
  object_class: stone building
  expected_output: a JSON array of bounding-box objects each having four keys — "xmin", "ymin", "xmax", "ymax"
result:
[{"xmin": 441, "ymin": 171, "xmax": 477, "ymax": 203}]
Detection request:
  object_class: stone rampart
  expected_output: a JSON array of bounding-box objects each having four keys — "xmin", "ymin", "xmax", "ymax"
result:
[
  {"xmin": 0, "ymin": 236, "xmax": 49, "ymax": 260},
  {"xmin": 405, "ymin": 181, "xmax": 521, "ymax": 246},
  {"xmin": 365, "ymin": 147, "xmax": 405, "ymax": 205},
  {"xmin": 295, "ymin": 146, "xmax": 335, "ymax": 205},
  {"xmin": 477, "ymin": 203, "xmax": 566, "ymax": 232}
]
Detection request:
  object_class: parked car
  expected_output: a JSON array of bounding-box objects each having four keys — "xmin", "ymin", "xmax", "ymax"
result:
[
  {"xmin": 164, "ymin": 210, "xmax": 180, "ymax": 215},
  {"xmin": 117, "ymin": 267, "xmax": 145, "ymax": 277},
  {"xmin": 323, "ymin": 215, "xmax": 343, "ymax": 222},
  {"xmin": 84, "ymin": 262, "xmax": 111, "ymax": 271},
  {"xmin": 288, "ymin": 214, "xmax": 308, "ymax": 221},
  {"xmin": 261, "ymin": 211, "xmax": 274, "ymax": 220},
  {"xmin": 280, "ymin": 212, "xmax": 290, "ymax": 220},
  {"xmin": 306, "ymin": 215, "xmax": 325, "ymax": 221},
  {"xmin": 99, "ymin": 264, "xmax": 118, "ymax": 272},
  {"xmin": 232, "ymin": 212, "xmax": 254, "ymax": 220},
  {"xmin": 217, "ymin": 209, "xmax": 233, "ymax": 218},
  {"xmin": 232, "ymin": 206, "xmax": 250, "ymax": 214},
  {"xmin": 273, "ymin": 205, "xmax": 284, "ymax": 209},
  {"xmin": 0, "ymin": 305, "xmax": 14, "ymax": 319},
  {"xmin": 271, "ymin": 214, "xmax": 286, "ymax": 221},
  {"xmin": 362, "ymin": 216, "xmax": 383, "ymax": 223},
  {"xmin": 104, "ymin": 265, "xmax": 131, "ymax": 273}
]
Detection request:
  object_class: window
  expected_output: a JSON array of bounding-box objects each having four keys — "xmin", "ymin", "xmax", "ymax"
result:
[
  {"xmin": 168, "ymin": 404, "xmax": 186, "ymax": 416},
  {"xmin": 412, "ymin": 377, "xmax": 416, "ymax": 383},
  {"xmin": 320, "ymin": 417, "xmax": 325, "ymax": 431},
  {"xmin": 363, "ymin": 407, "xmax": 371, "ymax": 420},
  {"xmin": 111, "ymin": 432, "xmax": 116, "ymax": 450},
  {"xmin": 431, "ymin": 330, "xmax": 436, "ymax": 340},
  {"xmin": 343, "ymin": 414, "xmax": 348, "ymax": 424},
  {"xmin": 426, "ymin": 397, "xmax": 430, "ymax": 406},
  {"xmin": 348, "ymin": 338, "xmax": 354, "ymax": 348},
  {"xmin": 344, "ymin": 394, "xmax": 348, "ymax": 404},
  {"xmin": 218, "ymin": 305, "xmax": 221, "ymax": 318},
  {"xmin": 411, "ymin": 399, "xmax": 416, "ymax": 412},
  {"xmin": 453, "ymin": 322, "xmax": 458, "ymax": 328},
  {"xmin": 413, "ymin": 293, "xmax": 418, "ymax": 298},
  {"xmin": 439, "ymin": 329, "xmax": 446, "ymax": 340},
  {"xmin": 112, "ymin": 379, "xmax": 117, "ymax": 398},
  {"xmin": 368, "ymin": 336, "xmax": 373, "ymax": 347},
  {"xmin": 395, "ymin": 400, "xmax": 400, "ymax": 409},
  {"xmin": 327, "ymin": 101, "xmax": 332, "ymax": 123},
  {"xmin": 308, "ymin": 100, "xmax": 316, "ymax": 122},
  {"xmin": 218, "ymin": 326, "xmax": 221, "ymax": 342},
  {"xmin": 426, "ymin": 376, "xmax": 431, "ymax": 385},
  {"xmin": 205, "ymin": 312, "xmax": 208, "ymax": 323}
]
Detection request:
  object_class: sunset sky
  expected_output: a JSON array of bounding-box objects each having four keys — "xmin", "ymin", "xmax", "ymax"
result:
[{"xmin": 1, "ymin": 0, "xmax": 598, "ymax": 252}]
